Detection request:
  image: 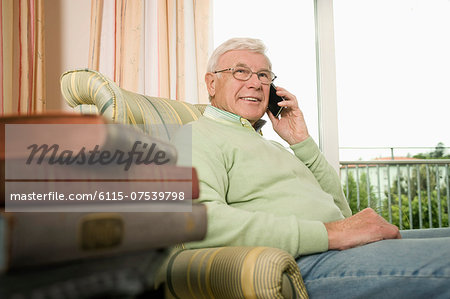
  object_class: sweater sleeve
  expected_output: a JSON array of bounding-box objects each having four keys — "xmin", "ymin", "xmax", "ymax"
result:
[
  {"xmin": 291, "ymin": 137, "xmax": 352, "ymax": 218},
  {"xmin": 171, "ymin": 125, "xmax": 329, "ymax": 257}
]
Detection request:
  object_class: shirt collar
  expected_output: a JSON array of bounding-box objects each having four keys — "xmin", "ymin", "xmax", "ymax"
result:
[{"xmin": 203, "ymin": 105, "xmax": 267, "ymax": 133}]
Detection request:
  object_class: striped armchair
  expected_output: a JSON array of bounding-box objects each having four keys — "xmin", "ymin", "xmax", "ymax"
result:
[{"xmin": 60, "ymin": 69, "xmax": 308, "ymax": 299}]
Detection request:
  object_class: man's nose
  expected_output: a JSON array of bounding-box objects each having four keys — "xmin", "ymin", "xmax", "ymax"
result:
[{"xmin": 246, "ymin": 73, "xmax": 262, "ymax": 89}]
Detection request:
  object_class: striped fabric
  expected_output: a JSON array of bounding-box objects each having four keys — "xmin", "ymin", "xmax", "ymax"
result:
[
  {"xmin": 1, "ymin": 0, "xmax": 45, "ymax": 115},
  {"xmin": 60, "ymin": 69, "xmax": 202, "ymax": 140},
  {"xmin": 87, "ymin": 0, "xmax": 212, "ymax": 104},
  {"xmin": 193, "ymin": 104, "xmax": 208, "ymax": 115},
  {"xmin": 167, "ymin": 247, "xmax": 309, "ymax": 299},
  {"xmin": 73, "ymin": 104, "xmax": 100, "ymax": 115}
]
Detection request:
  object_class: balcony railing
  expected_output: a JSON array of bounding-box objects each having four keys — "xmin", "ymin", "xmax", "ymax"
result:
[{"xmin": 340, "ymin": 160, "xmax": 450, "ymax": 230}]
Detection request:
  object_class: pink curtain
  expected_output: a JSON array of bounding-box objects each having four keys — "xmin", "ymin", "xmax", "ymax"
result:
[
  {"xmin": 88, "ymin": 0, "xmax": 211, "ymax": 104},
  {"xmin": 0, "ymin": 0, "xmax": 45, "ymax": 116}
]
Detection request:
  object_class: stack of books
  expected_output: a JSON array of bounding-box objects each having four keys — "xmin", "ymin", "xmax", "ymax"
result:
[{"xmin": 0, "ymin": 113, "xmax": 206, "ymax": 298}]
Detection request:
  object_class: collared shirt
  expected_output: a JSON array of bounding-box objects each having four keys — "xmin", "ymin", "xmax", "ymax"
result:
[{"xmin": 202, "ymin": 105, "xmax": 267, "ymax": 134}]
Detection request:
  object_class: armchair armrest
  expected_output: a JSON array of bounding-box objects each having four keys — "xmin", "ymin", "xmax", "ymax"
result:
[{"xmin": 166, "ymin": 246, "xmax": 308, "ymax": 299}]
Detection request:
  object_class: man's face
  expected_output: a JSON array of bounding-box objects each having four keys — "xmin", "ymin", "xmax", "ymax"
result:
[{"xmin": 207, "ymin": 50, "xmax": 271, "ymax": 125}]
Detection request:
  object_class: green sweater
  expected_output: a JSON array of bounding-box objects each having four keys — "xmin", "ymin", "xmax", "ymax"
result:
[{"xmin": 172, "ymin": 106, "xmax": 352, "ymax": 257}]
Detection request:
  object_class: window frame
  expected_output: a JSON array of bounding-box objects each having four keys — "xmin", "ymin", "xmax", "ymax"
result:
[{"xmin": 314, "ymin": 0, "xmax": 340, "ymax": 173}]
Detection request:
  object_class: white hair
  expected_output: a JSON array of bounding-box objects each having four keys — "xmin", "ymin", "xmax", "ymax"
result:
[{"xmin": 206, "ymin": 37, "xmax": 272, "ymax": 73}]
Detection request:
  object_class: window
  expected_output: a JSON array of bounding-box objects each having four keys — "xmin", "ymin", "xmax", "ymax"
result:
[
  {"xmin": 334, "ymin": 0, "xmax": 450, "ymax": 160},
  {"xmin": 213, "ymin": 0, "xmax": 318, "ymax": 147}
]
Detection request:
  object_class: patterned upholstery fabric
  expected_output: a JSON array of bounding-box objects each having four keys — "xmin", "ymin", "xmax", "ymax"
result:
[
  {"xmin": 60, "ymin": 69, "xmax": 309, "ymax": 299},
  {"xmin": 167, "ymin": 246, "xmax": 308, "ymax": 299},
  {"xmin": 60, "ymin": 69, "xmax": 202, "ymax": 140},
  {"xmin": 73, "ymin": 104, "xmax": 99, "ymax": 115},
  {"xmin": 193, "ymin": 104, "xmax": 208, "ymax": 115}
]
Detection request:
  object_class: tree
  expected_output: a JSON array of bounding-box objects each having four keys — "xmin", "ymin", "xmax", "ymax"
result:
[
  {"xmin": 343, "ymin": 171, "xmax": 379, "ymax": 214},
  {"xmin": 383, "ymin": 190, "xmax": 449, "ymax": 229},
  {"xmin": 342, "ymin": 163, "xmax": 449, "ymax": 229},
  {"xmin": 413, "ymin": 142, "xmax": 450, "ymax": 159},
  {"xmin": 381, "ymin": 164, "xmax": 449, "ymax": 229}
]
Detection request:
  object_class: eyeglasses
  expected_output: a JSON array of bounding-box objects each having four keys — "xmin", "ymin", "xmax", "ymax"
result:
[{"xmin": 213, "ymin": 66, "xmax": 276, "ymax": 85}]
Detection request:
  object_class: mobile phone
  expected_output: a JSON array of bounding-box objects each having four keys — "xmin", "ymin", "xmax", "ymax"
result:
[{"xmin": 268, "ymin": 83, "xmax": 284, "ymax": 117}]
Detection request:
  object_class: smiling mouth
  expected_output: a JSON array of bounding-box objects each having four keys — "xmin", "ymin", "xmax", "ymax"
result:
[{"xmin": 240, "ymin": 97, "xmax": 260, "ymax": 102}]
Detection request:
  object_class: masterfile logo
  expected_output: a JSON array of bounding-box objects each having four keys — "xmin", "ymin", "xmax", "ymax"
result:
[
  {"xmin": 4, "ymin": 123, "xmax": 194, "ymax": 213},
  {"xmin": 26, "ymin": 141, "xmax": 171, "ymax": 171}
]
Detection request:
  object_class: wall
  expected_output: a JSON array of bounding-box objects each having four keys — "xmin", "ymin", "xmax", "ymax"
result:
[{"xmin": 45, "ymin": 0, "xmax": 91, "ymax": 111}]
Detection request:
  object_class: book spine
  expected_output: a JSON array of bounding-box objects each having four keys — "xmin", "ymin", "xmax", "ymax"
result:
[
  {"xmin": 1, "ymin": 204, "xmax": 206, "ymax": 271},
  {"xmin": 2, "ymin": 165, "xmax": 199, "ymax": 209},
  {"xmin": 0, "ymin": 215, "xmax": 7, "ymax": 272}
]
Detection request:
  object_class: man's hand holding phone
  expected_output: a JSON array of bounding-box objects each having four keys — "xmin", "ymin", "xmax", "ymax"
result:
[{"xmin": 267, "ymin": 85, "xmax": 310, "ymax": 145}]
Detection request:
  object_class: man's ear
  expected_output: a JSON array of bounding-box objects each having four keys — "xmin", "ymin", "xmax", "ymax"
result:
[{"xmin": 205, "ymin": 72, "xmax": 216, "ymax": 98}]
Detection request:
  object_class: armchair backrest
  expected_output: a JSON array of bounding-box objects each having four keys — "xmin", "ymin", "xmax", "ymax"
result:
[{"xmin": 60, "ymin": 69, "xmax": 204, "ymax": 140}]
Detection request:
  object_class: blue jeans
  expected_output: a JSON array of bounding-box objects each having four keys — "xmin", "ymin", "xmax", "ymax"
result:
[{"xmin": 296, "ymin": 228, "xmax": 450, "ymax": 299}]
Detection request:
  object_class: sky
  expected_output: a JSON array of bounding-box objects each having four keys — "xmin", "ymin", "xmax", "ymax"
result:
[{"xmin": 213, "ymin": 0, "xmax": 450, "ymax": 161}]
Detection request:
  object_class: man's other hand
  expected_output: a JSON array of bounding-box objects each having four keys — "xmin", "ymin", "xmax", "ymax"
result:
[{"xmin": 325, "ymin": 208, "xmax": 401, "ymax": 250}]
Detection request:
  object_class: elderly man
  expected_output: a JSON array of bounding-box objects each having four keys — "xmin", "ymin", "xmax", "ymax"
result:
[{"xmin": 172, "ymin": 37, "xmax": 450, "ymax": 298}]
